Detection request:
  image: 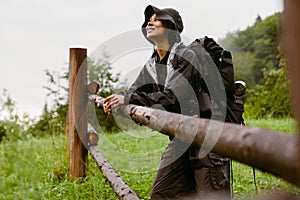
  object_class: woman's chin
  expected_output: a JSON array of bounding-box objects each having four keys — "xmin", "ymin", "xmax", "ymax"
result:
[{"xmin": 146, "ymin": 35, "xmax": 156, "ymax": 43}]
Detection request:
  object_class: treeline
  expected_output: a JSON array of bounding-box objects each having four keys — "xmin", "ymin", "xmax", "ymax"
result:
[{"xmin": 219, "ymin": 13, "xmax": 292, "ymax": 118}]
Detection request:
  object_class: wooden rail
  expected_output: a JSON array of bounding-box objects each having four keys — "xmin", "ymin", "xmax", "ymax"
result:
[
  {"xmin": 88, "ymin": 124, "xmax": 140, "ymax": 200},
  {"xmin": 89, "ymin": 98, "xmax": 300, "ymax": 187}
]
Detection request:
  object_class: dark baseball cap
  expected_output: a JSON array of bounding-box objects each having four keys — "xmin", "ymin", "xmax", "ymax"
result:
[{"xmin": 141, "ymin": 5, "xmax": 184, "ymax": 40}]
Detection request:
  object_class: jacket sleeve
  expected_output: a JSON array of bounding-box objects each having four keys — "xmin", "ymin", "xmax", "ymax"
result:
[
  {"xmin": 124, "ymin": 49, "xmax": 201, "ymax": 111},
  {"xmin": 123, "ymin": 65, "xmax": 151, "ymax": 104}
]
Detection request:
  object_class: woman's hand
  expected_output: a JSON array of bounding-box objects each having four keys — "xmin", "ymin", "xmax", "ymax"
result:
[{"xmin": 103, "ymin": 94, "xmax": 125, "ymax": 114}]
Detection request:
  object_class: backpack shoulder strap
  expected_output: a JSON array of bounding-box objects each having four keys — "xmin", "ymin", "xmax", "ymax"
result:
[
  {"xmin": 197, "ymin": 37, "xmax": 206, "ymax": 46},
  {"xmin": 197, "ymin": 36, "xmax": 224, "ymax": 65}
]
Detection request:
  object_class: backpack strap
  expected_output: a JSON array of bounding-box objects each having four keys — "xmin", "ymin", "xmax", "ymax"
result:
[{"xmin": 197, "ymin": 36, "xmax": 223, "ymax": 66}]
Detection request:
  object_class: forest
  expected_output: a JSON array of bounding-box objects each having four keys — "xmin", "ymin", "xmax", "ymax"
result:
[{"xmin": 219, "ymin": 12, "xmax": 292, "ymax": 119}]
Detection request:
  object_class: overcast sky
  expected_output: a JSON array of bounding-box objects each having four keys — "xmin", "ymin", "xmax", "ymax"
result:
[{"xmin": 0, "ymin": 0, "xmax": 283, "ymax": 118}]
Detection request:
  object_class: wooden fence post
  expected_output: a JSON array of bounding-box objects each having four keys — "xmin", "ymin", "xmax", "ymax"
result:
[
  {"xmin": 68, "ymin": 48, "xmax": 88, "ymax": 177},
  {"xmin": 282, "ymin": 0, "xmax": 300, "ymax": 130}
]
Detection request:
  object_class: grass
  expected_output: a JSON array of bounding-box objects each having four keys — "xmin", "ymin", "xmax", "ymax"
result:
[
  {"xmin": 0, "ymin": 118, "xmax": 299, "ymax": 199},
  {"xmin": 245, "ymin": 118, "xmax": 297, "ymax": 133},
  {"xmin": 0, "ymin": 135, "xmax": 117, "ymax": 200},
  {"xmin": 231, "ymin": 117, "xmax": 299, "ymax": 199}
]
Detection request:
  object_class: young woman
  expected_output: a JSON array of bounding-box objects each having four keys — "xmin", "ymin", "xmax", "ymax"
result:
[{"xmin": 104, "ymin": 5, "xmax": 230, "ymax": 199}]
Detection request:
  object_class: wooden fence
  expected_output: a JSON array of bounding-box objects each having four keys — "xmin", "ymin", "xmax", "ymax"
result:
[
  {"xmin": 68, "ymin": 48, "xmax": 140, "ymax": 199},
  {"xmin": 67, "ymin": 47, "xmax": 300, "ymax": 199}
]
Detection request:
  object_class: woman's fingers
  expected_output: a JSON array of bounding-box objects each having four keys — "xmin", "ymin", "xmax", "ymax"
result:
[
  {"xmin": 103, "ymin": 94, "xmax": 125, "ymax": 113},
  {"xmin": 103, "ymin": 102, "xmax": 111, "ymax": 113},
  {"xmin": 103, "ymin": 94, "xmax": 116, "ymax": 113},
  {"xmin": 107, "ymin": 99, "xmax": 119, "ymax": 109},
  {"xmin": 104, "ymin": 94, "xmax": 115, "ymax": 104}
]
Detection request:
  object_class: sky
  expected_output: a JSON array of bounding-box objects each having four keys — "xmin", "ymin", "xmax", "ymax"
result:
[{"xmin": 0, "ymin": 0, "xmax": 283, "ymax": 118}]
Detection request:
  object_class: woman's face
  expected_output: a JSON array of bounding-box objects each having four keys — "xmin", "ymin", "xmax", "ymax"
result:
[{"xmin": 146, "ymin": 14, "xmax": 168, "ymax": 43}]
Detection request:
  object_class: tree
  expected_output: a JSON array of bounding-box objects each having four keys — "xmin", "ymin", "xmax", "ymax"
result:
[
  {"xmin": 28, "ymin": 53, "xmax": 122, "ymax": 137},
  {"xmin": 255, "ymin": 15, "xmax": 262, "ymax": 23},
  {"xmin": 43, "ymin": 68, "xmax": 69, "ymax": 109},
  {"xmin": 26, "ymin": 68, "xmax": 70, "ymax": 138},
  {"xmin": 0, "ymin": 89, "xmax": 30, "ymax": 141},
  {"xmin": 244, "ymin": 49, "xmax": 292, "ymax": 118},
  {"xmin": 219, "ymin": 13, "xmax": 281, "ymax": 87},
  {"xmin": 87, "ymin": 55, "xmax": 122, "ymax": 133},
  {"xmin": 88, "ymin": 54, "xmax": 120, "ymax": 97},
  {"xmin": 219, "ymin": 12, "xmax": 292, "ymax": 118}
]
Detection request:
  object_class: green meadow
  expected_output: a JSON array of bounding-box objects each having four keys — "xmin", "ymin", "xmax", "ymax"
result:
[{"xmin": 1, "ymin": 118, "xmax": 299, "ymax": 200}]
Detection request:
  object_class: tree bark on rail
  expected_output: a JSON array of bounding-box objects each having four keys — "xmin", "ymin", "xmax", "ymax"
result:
[
  {"xmin": 88, "ymin": 124, "xmax": 140, "ymax": 200},
  {"xmin": 89, "ymin": 146, "xmax": 140, "ymax": 200},
  {"xmin": 129, "ymin": 105, "xmax": 300, "ymax": 187},
  {"xmin": 89, "ymin": 99, "xmax": 300, "ymax": 187}
]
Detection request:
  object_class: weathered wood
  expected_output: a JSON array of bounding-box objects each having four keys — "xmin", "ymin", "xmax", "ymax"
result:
[
  {"xmin": 69, "ymin": 48, "xmax": 88, "ymax": 177},
  {"xmin": 88, "ymin": 123, "xmax": 99, "ymax": 146},
  {"xmin": 89, "ymin": 145, "xmax": 140, "ymax": 200},
  {"xmin": 129, "ymin": 105, "xmax": 300, "ymax": 187},
  {"xmin": 88, "ymin": 94, "xmax": 300, "ymax": 187},
  {"xmin": 282, "ymin": 0, "xmax": 300, "ymax": 131}
]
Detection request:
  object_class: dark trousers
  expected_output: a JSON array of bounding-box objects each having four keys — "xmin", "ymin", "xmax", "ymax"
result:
[{"xmin": 151, "ymin": 139, "xmax": 231, "ymax": 200}]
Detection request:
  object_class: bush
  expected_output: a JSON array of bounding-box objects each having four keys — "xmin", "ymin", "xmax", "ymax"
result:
[
  {"xmin": 26, "ymin": 104, "xmax": 68, "ymax": 138},
  {"xmin": 0, "ymin": 120, "xmax": 28, "ymax": 142},
  {"xmin": 244, "ymin": 65, "xmax": 292, "ymax": 118},
  {"xmin": 0, "ymin": 121, "xmax": 6, "ymax": 142}
]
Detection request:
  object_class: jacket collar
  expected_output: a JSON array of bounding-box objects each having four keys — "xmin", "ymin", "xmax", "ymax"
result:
[
  {"xmin": 149, "ymin": 42, "xmax": 183, "ymax": 65},
  {"xmin": 146, "ymin": 42, "xmax": 183, "ymax": 86}
]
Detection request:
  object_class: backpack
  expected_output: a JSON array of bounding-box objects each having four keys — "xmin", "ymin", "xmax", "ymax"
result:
[{"xmin": 188, "ymin": 36, "xmax": 245, "ymax": 125}]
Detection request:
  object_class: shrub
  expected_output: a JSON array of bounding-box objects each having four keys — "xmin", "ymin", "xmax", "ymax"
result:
[{"xmin": 244, "ymin": 64, "xmax": 292, "ymax": 118}]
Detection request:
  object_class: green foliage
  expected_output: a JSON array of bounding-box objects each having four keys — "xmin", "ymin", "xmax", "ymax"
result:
[
  {"xmin": 0, "ymin": 135, "xmax": 118, "ymax": 200},
  {"xmin": 27, "ymin": 54, "xmax": 122, "ymax": 137},
  {"xmin": 232, "ymin": 118, "xmax": 299, "ymax": 199},
  {"xmin": 0, "ymin": 89, "xmax": 34, "ymax": 142},
  {"xmin": 0, "ymin": 89, "xmax": 20, "ymax": 122},
  {"xmin": 245, "ymin": 118, "xmax": 297, "ymax": 133},
  {"xmin": 26, "ymin": 67, "xmax": 69, "ymax": 138},
  {"xmin": 244, "ymin": 55, "xmax": 292, "ymax": 118},
  {"xmin": 220, "ymin": 13, "xmax": 281, "ymax": 87},
  {"xmin": 43, "ymin": 69, "xmax": 69, "ymax": 108},
  {"xmin": 219, "ymin": 13, "xmax": 292, "ymax": 118},
  {"xmin": 88, "ymin": 56, "xmax": 120, "ymax": 97},
  {"xmin": 0, "ymin": 121, "xmax": 5, "ymax": 141},
  {"xmin": 0, "ymin": 120, "xmax": 25, "ymax": 142},
  {"xmin": 26, "ymin": 104, "xmax": 68, "ymax": 138},
  {"xmin": 21, "ymin": 68, "xmax": 70, "ymax": 138}
]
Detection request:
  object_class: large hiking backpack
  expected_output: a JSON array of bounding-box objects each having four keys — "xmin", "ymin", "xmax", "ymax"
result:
[{"xmin": 188, "ymin": 36, "xmax": 245, "ymax": 125}]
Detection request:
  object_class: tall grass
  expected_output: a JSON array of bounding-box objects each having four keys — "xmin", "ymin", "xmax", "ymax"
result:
[
  {"xmin": 0, "ymin": 118, "xmax": 299, "ymax": 199},
  {"xmin": 0, "ymin": 135, "xmax": 117, "ymax": 200},
  {"xmin": 245, "ymin": 118, "xmax": 297, "ymax": 133},
  {"xmin": 231, "ymin": 117, "xmax": 299, "ymax": 199}
]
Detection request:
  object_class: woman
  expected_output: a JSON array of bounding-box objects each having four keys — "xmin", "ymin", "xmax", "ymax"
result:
[
  {"xmin": 103, "ymin": 5, "xmax": 201, "ymax": 116},
  {"xmin": 104, "ymin": 5, "xmax": 230, "ymax": 199}
]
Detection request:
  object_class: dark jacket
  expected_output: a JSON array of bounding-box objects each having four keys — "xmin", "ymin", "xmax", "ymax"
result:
[
  {"xmin": 124, "ymin": 42, "xmax": 205, "ymax": 116},
  {"xmin": 125, "ymin": 42, "xmax": 231, "ymax": 197}
]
